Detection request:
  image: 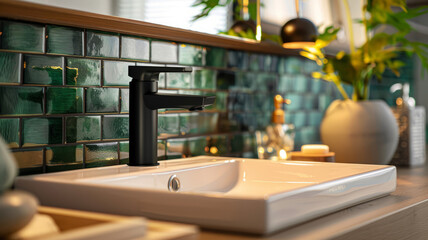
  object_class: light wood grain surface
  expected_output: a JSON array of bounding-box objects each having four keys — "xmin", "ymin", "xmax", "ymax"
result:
[{"xmin": 199, "ymin": 165, "xmax": 428, "ymax": 240}]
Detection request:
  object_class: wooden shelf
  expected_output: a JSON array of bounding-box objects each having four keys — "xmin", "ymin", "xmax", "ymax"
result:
[{"xmin": 0, "ymin": 0, "xmax": 300, "ymax": 56}]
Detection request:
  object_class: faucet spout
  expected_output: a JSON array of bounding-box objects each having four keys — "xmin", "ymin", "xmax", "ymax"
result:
[
  {"xmin": 145, "ymin": 94, "xmax": 216, "ymax": 110},
  {"xmin": 128, "ymin": 66, "xmax": 215, "ymax": 166}
]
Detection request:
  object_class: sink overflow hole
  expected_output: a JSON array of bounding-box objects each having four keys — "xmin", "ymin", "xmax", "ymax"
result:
[{"xmin": 168, "ymin": 175, "xmax": 180, "ymax": 192}]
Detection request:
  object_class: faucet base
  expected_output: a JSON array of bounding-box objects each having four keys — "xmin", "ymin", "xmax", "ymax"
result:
[{"xmin": 128, "ymin": 162, "xmax": 159, "ymax": 167}]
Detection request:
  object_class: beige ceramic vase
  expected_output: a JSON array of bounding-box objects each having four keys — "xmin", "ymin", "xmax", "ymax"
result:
[{"xmin": 320, "ymin": 100, "xmax": 399, "ymax": 164}]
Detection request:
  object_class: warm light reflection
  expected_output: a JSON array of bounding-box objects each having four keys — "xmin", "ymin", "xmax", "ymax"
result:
[
  {"xmin": 262, "ymin": 134, "xmax": 269, "ymax": 142},
  {"xmin": 9, "ymin": 195, "xmax": 22, "ymax": 207},
  {"xmin": 210, "ymin": 146, "xmax": 218, "ymax": 154},
  {"xmin": 282, "ymin": 42, "xmax": 315, "ymax": 49},
  {"xmin": 279, "ymin": 149, "xmax": 287, "ymax": 160},
  {"xmin": 258, "ymin": 147, "xmax": 265, "ymax": 154},
  {"xmin": 256, "ymin": 25, "xmax": 262, "ymax": 42}
]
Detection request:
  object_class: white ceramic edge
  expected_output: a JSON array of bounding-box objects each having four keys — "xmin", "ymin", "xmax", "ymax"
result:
[
  {"xmin": 14, "ymin": 158, "xmax": 397, "ymax": 235},
  {"xmin": 265, "ymin": 166, "xmax": 396, "ymax": 234}
]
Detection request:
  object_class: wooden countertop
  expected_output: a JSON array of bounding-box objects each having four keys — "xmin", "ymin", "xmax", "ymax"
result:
[{"xmin": 200, "ymin": 163, "xmax": 428, "ymax": 240}]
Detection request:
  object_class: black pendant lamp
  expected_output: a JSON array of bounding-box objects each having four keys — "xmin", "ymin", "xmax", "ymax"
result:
[{"xmin": 280, "ymin": 0, "xmax": 318, "ymax": 49}]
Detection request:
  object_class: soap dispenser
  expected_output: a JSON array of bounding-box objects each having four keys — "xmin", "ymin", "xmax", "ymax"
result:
[{"xmin": 257, "ymin": 95, "xmax": 295, "ymax": 160}]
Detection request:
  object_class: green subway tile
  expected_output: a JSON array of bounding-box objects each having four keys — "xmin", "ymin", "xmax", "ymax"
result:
[
  {"xmin": 66, "ymin": 58, "xmax": 101, "ymax": 86},
  {"xmin": 236, "ymin": 71, "xmax": 256, "ymax": 90},
  {"xmin": 178, "ymin": 44, "xmax": 205, "ymax": 66},
  {"xmin": 248, "ymin": 54, "xmax": 263, "ymax": 71},
  {"xmin": 230, "ymin": 134, "xmax": 244, "ymax": 154},
  {"xmin": 121, "ymin": 36, "xmax": 149, "ymax": 61},
  {"xmin": 300, "ymin": 126, "xmax": 320, "ymax": 144},
  {"xmin": 12, "ymin": 148, "xmax": 44, "ymax": 175},
  {"xmin": 287, "ymin": 93, "xmax": 303, "ymax": 111},
  {"xmin": 86, "ymin": 31, "xmax": 119, "ymax": 58},
  {"xmin": 46, "ymin": 25, "xmax": 83, "ymax": 56},
  {"xmin": 86, "ymin": 88, "xmax": 119, "ymax": 113},
  {"xmin": 22, "ymin": 117, "xmax": 62, "ymax": 146},
  {"xmin": 0, "ymin": 118, "xmax": 19, "ymax": 148},
  {"xmin": 158, "ymin": 114, "xmax": 179, "ymax": 137},
  {"xmin": 193, "ymin": 69, "xmax": 216, "ymax": 90},
  {"xmin": 303, "ymin": 95, "xmax": 316, "ymax": 110},
  {"xmin": 214, "ymin": 91, "xmax": 227, "ymax": 111},
  {"xmin": 166, "ymin": 72, "xmax": 191, "ymax": 89},
  {"xmin": 167, "ymin": 136, "xmax": 207, "ymax": 159},
  {"xmin": 227, "ymin": 50, "xmax": 248, "ymax": 70},
  {"xmin": 285, "ymin": 57, "xmax": 303, "ymax": 74},
  {"xmin": 66, "ymin": 116, "xmax": 101, "ymax": 143},
  {"xmin": 254, "ymin": 94, "xmax": 274, "ymax": 112},
  {"xmin": 285, "ymin": 112, "xmax": 294, "ymax": 125},
  {"xmin": 1, "ymin": 20, "xmax": 44, "ymax": 53},
  {"xmin": 24, "ymin": 55, "xmax": 63, "ymax": 85},
  {"xmin": 231, "ymin": 132, "xmax": 255, "ymax": 155},
  {"xmin": 46, "ymin": 145, "xmax": 84, "ymax": 172},
  {"xmin": 294, "ymin": 75, "xmax": 310, "ymax": 92},
  {"xmin": 157, "ymin": 140, "xmax": 167, "ymax": 160},
  {"xmin": 206, "ymin": 47, "xmax": 226, "ymax": 68},
  {"xmin": 278, "ymin": 74, "xmax": 294, "ymax": 92},
  {"xmin": 243, "ymin": 132, "xmax": 256, "ymax": 151},
  {"xmin": 265, "ymin": 55, "xmax": 278, "ymax": 72},
  {"xmin": 308, "ymin": 111, "xmax": 323, "ymax": 126},
  {"xmin": 303, "ymin": 60, "xmax": 320, "ymax": 74},
  {"xmin": 0, "ymin": 86, "xmax": 43, "ymax": 115},
  {"xmin": 0, "ymin": 52, "xmax": 21, "ymax": 84},
  {"xmin": 151, "ymin": 41, "xmax": 178, "ymax": 63},
  {"xmin": 216, "ymin": 70, "xmax": 235, "ymax": 90},
  {"xmin": 85, "ymin": 142, "xmax": 119, "ymax": 168},
  {"xmin": 119, "ymin": 141, "xmax": 129, "ymax": 164},
  {"xmin": 255, "ymin": 73, "xmax": 277, "ymax": 92},
  {"xmin": 103, "ymin": 61, "xmax": 134, "ymax": 86},
  {"xmin": 311, "ymin": 79, "xmax": 326, "ymax": 94},
  {"xmin": 46, "ymin": 88, "xmax": 83, "ymax": 114},
  {"xmin": 103, "ymin": 115, "xmax": 129, "ymax": 140},
  {"xmin": 292, "ymin": 111, "xmax": 307, "ymax": 128},
  {"xmin": 119, "ymin": 140, "xmax": 166, "ymax": 164},
  {"xmin": 179, "ymin": 113, "xmax": 218, "ymax": 135},
  {"xmin": 120, "ymin": 89, "xmax": 129, "ymax": 113}
]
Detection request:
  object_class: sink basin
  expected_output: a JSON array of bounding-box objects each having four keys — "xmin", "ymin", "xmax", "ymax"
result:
[{"xmin": 15, "ymin": 156, "xmax": 396, "ymax": 235}]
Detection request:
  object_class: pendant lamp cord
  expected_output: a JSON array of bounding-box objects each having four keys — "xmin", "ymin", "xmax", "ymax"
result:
[{"xmin": 295, "ymin": 0, "xmax": 300, "ymax": 18}]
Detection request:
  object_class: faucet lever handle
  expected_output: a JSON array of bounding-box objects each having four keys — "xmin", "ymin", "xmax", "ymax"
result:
[{"xmin": 129, "ymin": 66, "xmax": 192, "ymax": 81}]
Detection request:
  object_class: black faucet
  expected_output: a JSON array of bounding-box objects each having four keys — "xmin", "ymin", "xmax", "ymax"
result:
[{"xmin": 128, "ymin": 66, "xmax": 216, "ymax": 166}]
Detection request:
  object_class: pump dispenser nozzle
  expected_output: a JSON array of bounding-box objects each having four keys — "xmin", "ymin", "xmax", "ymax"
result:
[{"xmin": 271, "ymin": 95, "xmax": 291, "ymax": 124}]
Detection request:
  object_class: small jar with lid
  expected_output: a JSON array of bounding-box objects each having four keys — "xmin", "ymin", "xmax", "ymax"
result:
[{"xmin": 291, "ymin": 144, "xmax": 335, "ymax": 162}]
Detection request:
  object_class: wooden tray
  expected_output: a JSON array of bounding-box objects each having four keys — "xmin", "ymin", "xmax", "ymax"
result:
[{"xmin": 11, "ymin": 206, "xmax": 198, "ymax": 240}]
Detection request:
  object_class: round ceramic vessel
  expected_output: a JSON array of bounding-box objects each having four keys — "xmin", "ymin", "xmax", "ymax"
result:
[{"xmin": 321, "ymin": 100, "xmax": 399, "ymax": 164}]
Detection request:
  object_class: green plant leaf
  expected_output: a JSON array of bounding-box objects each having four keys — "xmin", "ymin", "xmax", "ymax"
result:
[
  {"xmin": 191, "ymin": 0, "xmax": 232, "ymax": 21},
  {"xmin": 331, "ymin": 54, "xmax": 358, "ymax": 85}
]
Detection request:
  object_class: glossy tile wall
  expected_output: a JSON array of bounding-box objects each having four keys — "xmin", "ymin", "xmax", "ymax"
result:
[{"xmin": 0, "ymin": 19, "xmax": 341, "ymax": 175}]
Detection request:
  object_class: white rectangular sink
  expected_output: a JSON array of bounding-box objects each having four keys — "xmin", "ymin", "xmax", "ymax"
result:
[{"xmin": 15, "ymin": 156, "xmax": 396, "ymax": 235}]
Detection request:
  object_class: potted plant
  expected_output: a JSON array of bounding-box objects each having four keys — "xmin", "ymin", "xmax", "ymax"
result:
[{"xmin": 300, "ymin": 0, "xmax": 428, "ymax": 164}]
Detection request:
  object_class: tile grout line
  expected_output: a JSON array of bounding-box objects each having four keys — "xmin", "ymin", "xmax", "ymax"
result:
[
  {"xmin": 42, "ymin": 147, "xmax": 47, "ymax": 173},
  {"xmin": 43, "ymin": 24, "xmax": 47, "ymax": 54},
  {"xmin": 62, "ymin": 116, "xmax": 65, "ymax": 145},
  {"xmin": 82, "ymin": 143, "xmax": 86, "ymax": 168},
  {"xmin": 118, "ymin": 34, "xmax": 122, "ymax": 59},
  {"xmin": 18, "ymin": 116, "xmax": 23, "ymax": 148},
  {"xmin": 82, "ymin": 28, "xmax": 86, "ymax": 57}
]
